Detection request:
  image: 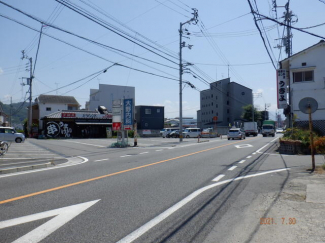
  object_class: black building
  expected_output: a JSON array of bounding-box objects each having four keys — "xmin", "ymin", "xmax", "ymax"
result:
[{"xmin": 135, "ymin": 106, "xmax": 164, "ymax": 136}]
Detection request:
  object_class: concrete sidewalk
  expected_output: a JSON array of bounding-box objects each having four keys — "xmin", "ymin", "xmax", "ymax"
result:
[{"xmin": 204, "ymin": 147, "xmax": 325, "ymax": 243}]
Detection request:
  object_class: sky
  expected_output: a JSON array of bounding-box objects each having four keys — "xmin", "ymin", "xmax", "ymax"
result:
[{"xmin": 1, "ymin": 0, "xmax": 324, "ymax": 120}]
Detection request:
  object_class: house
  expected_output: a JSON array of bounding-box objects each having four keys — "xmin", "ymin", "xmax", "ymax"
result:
[
  {"xmin": 86, "ymin": 84, "xmax": 135, "ymax": 112},
  {"xmin": 33, "ymin": 95, "xmax": 80, "ymax": 131},
  {"xmin": 280, "ymin": 40, "xmax": 325, "ymax": 135},
  {"xmin": 198, "ymin": 78, "xmax": 253, "ymax": 132}
]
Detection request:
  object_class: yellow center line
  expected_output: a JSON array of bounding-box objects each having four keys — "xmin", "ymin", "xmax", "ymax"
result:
[{"xmin": 0, "ymin": 138, "xmax": 255, "ymax": 205}]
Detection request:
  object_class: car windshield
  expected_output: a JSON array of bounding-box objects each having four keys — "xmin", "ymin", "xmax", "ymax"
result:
[
  {"xmin": 229, "ymin": 130, "xmax": 239, "ymax": 133},
  {"xmin": 263, "ymin": 125, "xmax": 273, "ymax": 129}
]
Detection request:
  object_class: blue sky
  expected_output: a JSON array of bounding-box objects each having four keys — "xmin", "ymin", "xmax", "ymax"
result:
[{"xmin": 1, "ymin": 0, "xmax": 324, "ymax": 120}]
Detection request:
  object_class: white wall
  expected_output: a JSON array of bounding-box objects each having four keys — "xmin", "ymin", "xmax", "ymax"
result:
[
  {"xmin": 88, "ymin": 84, "xmax": 135, "ymax": 111},
  {"xmin": 290, "ymin": 43, "xmax": 325, "ymax": 121},
  {"xmin": 39, "ymin": 103, "xmax": 68, "ymax": 128}
]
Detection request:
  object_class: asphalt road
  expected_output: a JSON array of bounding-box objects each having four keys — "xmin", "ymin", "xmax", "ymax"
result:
[{"xmin": 0, "ymin": 135, "xmax": 286, "ymax": 242}]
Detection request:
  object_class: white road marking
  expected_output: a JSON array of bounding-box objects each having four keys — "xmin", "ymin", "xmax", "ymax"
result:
[
  {"xmin": 270, "ymin": 137, "xmax": 279, "ymax": 143},
  {"xmin": 117, "ymin": 168, "xmax": 290, "ymax": 243},
  {"xmin": 238, "ymin": 160, "xmax": 246, "ymax": 164},
  {"xmin": 139, "ymin": 152, "xmax": 149, "ymax": 154},
  {"xmin": 235, "ymin": 144, "xmax": 253, "ymax": 148},
  {"xmin": 4, "ymin": 154, "xmax": 58, "ymax": 156},
  {"xmin": 252, "ymin": 152, "xmax": 256, "ymax": 155},
  {"xmin": 256, "ymin": 143, "xmax": 270, "ymax": 153},
  {"xmin": 0, "ymin": 200, "xmax": 100, "ymax": 243},
  {"xmin": 246, "ymin": 156, "xmax": 252, "ymax": 159},
  {"xmin": 120, "ymin": 155, "xmax": 132, "ymax": 158},
  {"xmin": 155, "ymin": 150, "xmax": 162, "ymax": 151},
  {"xmin": 94, "ymin": 158, "xmax": 109, "ymax": 162},
  {"xmin": 0, "ymin": 157, "xmax": 88, "ymax": 178},
  {"xmin": 168, "ymin": 148, "xmax": 175, "ymax": 149},
  {"xmin": 0, "ymin": 157, "xmax": 63, "ymax": 160},
  {"xmin": 228, "ymin": 166, "xmax": 237, "ymax": 171},
  {"xmin": 212, "ymin": 174, "xmax": 225, "ymax": 182},
  {"xmin": 62, "ymin": 140, "xmax": 106, "ymax": 148}
]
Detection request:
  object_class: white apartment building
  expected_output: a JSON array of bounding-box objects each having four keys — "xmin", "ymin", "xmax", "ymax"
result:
[
  {"xmin": 280, "ymin": 40, "xmax": 325, "ymax": 135},
  {"xmin": 86, "ymin": 84, "xmax": 135, "ymax": 111}
]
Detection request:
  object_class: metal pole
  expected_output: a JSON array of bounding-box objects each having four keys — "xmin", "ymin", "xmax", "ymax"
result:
[
  {"xmin": 10, "ymin": 97, "xmax": 12, "ymax": 127},
  {"xmin": 308, "ymin": 106, "xmax": 315, "ymax": 172},
  {"xmin": 179, "ymin": 22, "xmax": 183, "ymax": 142},
  {"xmin": 28, "ymin": 57, "xmax": 33, "ymax": 138}
]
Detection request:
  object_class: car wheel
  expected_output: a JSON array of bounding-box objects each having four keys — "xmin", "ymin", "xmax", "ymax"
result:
[
  {"xmin": 15, "ymin": 137, "xmax": 22, "ymax": 143},
  {"xmin": 186, "ymin": 135, "xmax": 190, "ymax": 138},
  {"xmin": 228, "ymin": 138, "xmax": 230, "ymax": 140}
]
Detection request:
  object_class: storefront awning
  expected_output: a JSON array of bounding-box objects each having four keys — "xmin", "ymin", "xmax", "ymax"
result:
[{"xmin": 75, "ymin": 122, "xmax": 112, "ymax": 125}]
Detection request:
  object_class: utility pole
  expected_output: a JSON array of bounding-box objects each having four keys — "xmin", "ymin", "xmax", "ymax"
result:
[
  {"xmin": 22, "ymin": 51, "xmax": 33, "ymax": 137},
  {"xmin": 252, "ymin": 92, "xmax": 262, "ymax": 122},
  {"xmin": 9, "ymin": 97, "xmax": 12, "ymax": 127},
  {"xmin": 179, "ymin": 9, "xmax": 198, "ymax": 142}
]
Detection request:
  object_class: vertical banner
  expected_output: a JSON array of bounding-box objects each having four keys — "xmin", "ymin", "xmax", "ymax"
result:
[
  {"xmin": 276, "ymin": 69, "xmax": 288, "ymax": 109},
  {"xmin": 124, "ymin": 99, "xmax": 133, "ymax": 130}
]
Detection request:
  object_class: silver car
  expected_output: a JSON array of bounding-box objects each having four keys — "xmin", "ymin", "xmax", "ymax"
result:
[
  {"xmin": 0, "ymin": 127, "xmax": 25, "ymax": 143},
  {"xmin": 227, "ymin": 128, "xmax": 246, "ymax": 140}
]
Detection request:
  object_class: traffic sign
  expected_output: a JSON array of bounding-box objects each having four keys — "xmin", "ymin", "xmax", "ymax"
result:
[
  {"xmin": 213, "ymin": 116, "xmax": 218, "ymax": 121},
  {"xmin": 112, "ymin": 122, "xmax": 121, "ymax": 131}
]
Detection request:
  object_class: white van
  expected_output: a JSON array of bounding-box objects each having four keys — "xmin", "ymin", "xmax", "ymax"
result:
[
  {"xmin": 0, "ymin": 127, "xmax": 25, "ymax": 143},
  {"xmin": 160, "ymin": 128, "xmax": 178, "ymax": 138},
  {"xmin": 182, "ymin": 128, "xmax": 201, "ymax": 138}
]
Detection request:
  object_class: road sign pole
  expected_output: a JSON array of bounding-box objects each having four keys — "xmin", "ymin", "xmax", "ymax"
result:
[{"xmin": 308, "ymin": 106, "xmax": 315, "ymax": 172}]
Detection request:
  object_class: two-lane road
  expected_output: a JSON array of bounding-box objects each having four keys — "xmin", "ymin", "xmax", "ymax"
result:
[{"xmin": 0, "ymin": 135, "xmax": 284, "ymax": 242}]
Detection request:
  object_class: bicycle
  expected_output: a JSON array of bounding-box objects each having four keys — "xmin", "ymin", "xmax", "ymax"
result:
[{"xmin": 0, "ymin": 141, "xmax": 10, "ymax": 156}]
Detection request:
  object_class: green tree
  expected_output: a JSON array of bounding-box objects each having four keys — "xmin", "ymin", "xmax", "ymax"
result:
[{"xmin": 241, "ymin": 104, "xmax": 261, "ymax": 122}]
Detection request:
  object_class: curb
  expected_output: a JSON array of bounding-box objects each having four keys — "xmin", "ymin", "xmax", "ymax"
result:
[{"xmin": 0, "ymin": 162, "xmax": 53, "ymax": 174}]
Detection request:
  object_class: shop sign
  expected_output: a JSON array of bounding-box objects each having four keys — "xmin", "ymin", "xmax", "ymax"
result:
[
  {"xmin": 276, "ymin": 69, "xmax": 288, "ymax": 109},
  {"xmin": 123, "ymin": 99, "xmax": 133, "ymax": 129},
  {"xmin": 61, "ymin": 113, "xmax": 76, "ymax": 118},
  {"xmin": 61, "ymin": 113, "xmax": 112, "ymax": 119},
  {"xmin": 112, "ymin": 122, "xmax": 121, "ymax": 131}
]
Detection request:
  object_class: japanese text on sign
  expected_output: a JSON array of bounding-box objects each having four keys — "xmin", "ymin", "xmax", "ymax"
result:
[
  {"xmin": 123, "ymin": 99, "xmax": 133, "ymax": 128},
  {"xmin": 276, "ymin": 69, "xmax": 288, "ymax": 109}
]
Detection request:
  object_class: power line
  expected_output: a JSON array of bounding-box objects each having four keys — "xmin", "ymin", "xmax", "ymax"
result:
[
  {"xmin": 154, "ymin": 0, "xmax": 190, "ymax": 18},
  {"xmin": 193, "ymin": 61, "xmax": 271, "ymax": 66}
]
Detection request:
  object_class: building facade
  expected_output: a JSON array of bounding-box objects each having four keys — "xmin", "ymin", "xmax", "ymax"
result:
[
  {"xmin": 198, "ymin": 78, "xmax": 252, "ymax": 129},
  {"xmin": 280, "ymin": 40, "xmax": 325, "ymax": 135},
  {"xmin": 0, "ymin": 103, "xmax": 8, "ymax": 126},
  {"xmin": 87, "ymin": 84, "xmax": 135, "ymax": 112},
  {"xmin": 135, "ymin": 105, "xmax": 164, "ymax": 137},
  {"xmin": 33, "ymin": 95, "xmax": 80, "ymax": 131}
]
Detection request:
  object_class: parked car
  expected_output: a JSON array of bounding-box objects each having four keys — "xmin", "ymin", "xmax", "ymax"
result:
[
  {"xmin": 201, "ymin": 128, "xmax": 217, "ymax": 138},
  {"xmin": 0, "ymin": 127, "xmax": 25, "ymax": 143},
  {"xmin": 227, "ymin": 128, "xmax": 246, "ymax": 140},
  {"xmin": 168, "ymin": 130, "xmax": 180, "ymax": 138},
  {"xmin": 182, "ymin": 128, "xmax": 201, "ymax": 138},
  {"xmin": 161, "ymin": 128, "xmax": 178, "ymax": 138}
]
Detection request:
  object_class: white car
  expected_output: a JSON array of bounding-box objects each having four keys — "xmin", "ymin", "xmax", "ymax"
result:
[
  {"xmin": 160, "ymin": 128, "xmax": 178, "ymax": 138},
  {"xmin": 227, "ymin": 128, "xmax": 246, "ymax": 140},
  {"xmin": 182, "ymin": 128, "xmax": 201, "ymax": 138},
  {"xmin": 0, "ymin": 127, "xmax": 25, "ymax": 143}
]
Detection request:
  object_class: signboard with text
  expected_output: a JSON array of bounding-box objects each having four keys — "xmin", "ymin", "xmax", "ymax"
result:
[
  {"xmin": 61, "ymin": 112, "xmax": 112, "ymax": 119},
  {"xmin": 276, "ymin": 69, "xmax": 288, "ymax": 109},
  {"xmin": 123, "ymin": 99, "xmax": 133, "ymax": 130},
  {"xmin": 112, "ymin": 122, "xmax": 121, "ymax": 131}
]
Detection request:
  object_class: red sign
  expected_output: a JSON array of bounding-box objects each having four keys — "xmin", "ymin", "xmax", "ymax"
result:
[
  {"xmin": 213, "ymin": 116, "xmax": 218, "ymax": 121},
  {"xmin": 124, "ymin": 125, "xmax": 132, "ymax": 130},
  {"xmin": 61, "ymin": 113, "xmax": 76, "ymax": 118},
  {"xmin": 112, "ymin": 122, "xmax": 121, "ymax": 131}
]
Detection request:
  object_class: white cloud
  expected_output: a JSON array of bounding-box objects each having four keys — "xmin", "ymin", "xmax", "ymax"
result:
[
  {"xmin": 256, "ymin": 88, "xmax": 263, "ymax": 93},
  {"xmin": 0, "ymin": 68, "xmax": 3, "ymax": 75}
]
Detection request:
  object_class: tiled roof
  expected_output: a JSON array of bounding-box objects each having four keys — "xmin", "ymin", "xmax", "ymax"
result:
[{"xmin": 37, "ymin": 95, "xmax": 79, "ymax": 105}]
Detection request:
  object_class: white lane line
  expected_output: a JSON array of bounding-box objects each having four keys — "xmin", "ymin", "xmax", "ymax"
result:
[
  {"xmin": 252, "ymin": 152, "xmax": 256, "ymax": 155},
  {"xmin": 5, "ymin": 154, "xmax": 58, "ymax": 156},
  {"xmin": 139, "ymin": 152, "xmax": 149, "ymax": 155},
  {"xmin": 117, "ymin": 168, "xmax": 290, "ymax": 243},
  {"xmin": 94, "ymin": 158, "xmax": 109, "ymax": 162},
  {"xmin": 238, "ymin": 160, "xmax": 246, "ymax": 164},
  {"xmin": 212, "ymin": 174, "xmax": 225, "ymax": 182},
  {"xmin": 120, "ymin": 155, "xmax": 132, "ymax": 158},
  {"xmin": 168, "ymin": 148, "xmax": 175, "ymax": 149},
  {"xmin": 256, "ymin": 143, "xmax": 270, "ymax": 153},
  {"xmin": 228, "ymin": 166, "xmax": 237, "ymax": 171},
  {"xmin": 0, "ymin": 156, "xmax": 89, "ymax": 178},
  {"xmin": 62, "ymin": 141, "xmax": 106, "ymax": 148},
  {"xmin": 246, "ymin": 156, "xmax": 252, "ymax": 159},
  {"xmin": 155, "ymin": 150, "xmax": 162, "ymax": 151},
  {"xmin": 270, "ymin": 137, "xmax": 279, "ymax": 143}
]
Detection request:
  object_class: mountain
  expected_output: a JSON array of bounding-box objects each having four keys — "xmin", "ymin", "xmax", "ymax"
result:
[{"xmin": 0, "ymin": 101, "xmax": 28, "ymax": 125}]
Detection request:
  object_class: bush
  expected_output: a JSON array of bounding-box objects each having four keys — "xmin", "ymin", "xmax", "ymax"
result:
[
  {"xmin": 282, "ymin": 127, "xmax": 319, "ymax": 146},
  {"xmin": 314, "ymin": 137, "xmax": 325, "ymax": 154}
]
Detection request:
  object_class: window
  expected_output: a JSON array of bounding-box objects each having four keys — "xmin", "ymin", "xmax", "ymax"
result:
[
  {"xmin": 212, "ymin": 110, "xmax": 213, "ymax": 114},
  {"xmin": 216, "ymin": 112, "xmax": 218, "ymax": 116},
  {"xmin": 211, "ymin": 94, "xmax": 213, "ymax": 98},
  {"xmin": 211, "ymin": 102, "xmax": 213, "ymax": 106},
  {"xmin": 216, "ymin": 96, "xmax": 218, "ymax": 100},
  {"xmin": 227, "ymin": 100, "xmax": 229, "ymax": 105},
  {"xmin": 216, "ymin": 104, "xmax": 218, "ymax": 108},
  {"xmin": 293, "ymin": 71, "xmax": 314, "ymax": 82},
  {"xmin": 242, "ymin": 92, "xmax": 245, "ymax": 95},
  {"xmin": 145, "ymin": 109, "xmax": 151, "ymax": 114},
  {"xmin": 46, "ymin": 107, "xmax": 51, "ymax": 111},
  {"xmin": 157, "ymin": 109, "xmax": 160, "ymax": 113},
  {"xmin": 227, "ymin": 109, "xmax": 229, "ymax": 114}
]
